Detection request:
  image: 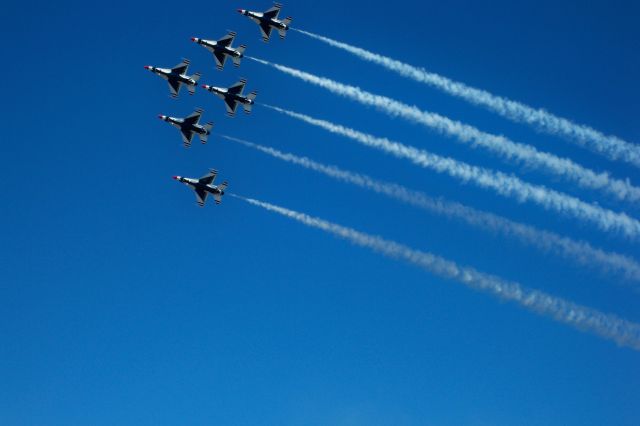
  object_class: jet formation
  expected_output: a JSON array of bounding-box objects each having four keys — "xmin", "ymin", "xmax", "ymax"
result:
[{"xmin": 144, "ymin": 3, "xmax": 293, "ymax": 206}]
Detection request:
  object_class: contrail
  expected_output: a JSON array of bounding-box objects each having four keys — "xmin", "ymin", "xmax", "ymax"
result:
[
  {"xmin": 232, "ymin": 194, "xmax": 640, "ymax": 351},
  {"xmin": 293, "ymin": 29, "xmax": 640, "ymax": 169},
  {"xmin": 262, "ymin": 105, "xmax": 640, "ymax": 240},
  {"xmin": 221, "ymin": 134, "xmax": 640, "ymax": 283},
  {"xmin": 248, "ymin": 57, "xmax": 640, "ymax": 204}
]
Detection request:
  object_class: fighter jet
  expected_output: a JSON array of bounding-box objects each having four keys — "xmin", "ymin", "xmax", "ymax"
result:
[
  {"xmin": 237, "ymin": 3, "xmax": 292, "ymax": 42},
  {"xmin": 202, "ymin": 78, "xmax": 257, "ymax": 117},
  {"xmin": 158, "ymin": 108, "xmax": 213, "ymax": 148},
  {"xmin": 173, "ymin": 169, "xmax": 228, "ymax": 206},
  {"xmin": 191, "ymin": 32, "xmax": 247, "ymax": 71},
  {"xmin": 144, "ymin": 59, "xmax": 201, "ymax": 99}
]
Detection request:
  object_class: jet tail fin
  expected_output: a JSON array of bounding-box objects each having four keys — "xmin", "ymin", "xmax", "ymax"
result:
[
  {"xmin": 233, "ymin": 46, "xmax": 246, "ymax": 67},
  {"xmin": 188, "ymin": 73, "xmax": 201, "ymax": 95},
  {"xmin": 200, "ymin": 122, "xmax": 214, "ymax": 144},
  {"xmin": 244, "ymin": 92, "xmax": 257, "ymax": 114},
  {"xmin": 215, "ymin": 181, "xmax": 228, "ymax": 205},
  {"xmin": 280, "ymin": 18, "xmax": 292, "ymax": 39}
]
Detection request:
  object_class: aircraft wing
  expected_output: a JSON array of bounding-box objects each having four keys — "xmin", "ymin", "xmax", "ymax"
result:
[
  {"xmin": 227, "ymin": 79, "xmax": 246, "ymax": 95},
  {"xmin": 198, "ymin": 169, "xmax": 218, "ymax": 185},
  {"xmin": 171, "ymin": 59, "xmax": 190, "ymax": 75},
  {"xmin": 213, "ymin": 51, "xmax": 228, "ymax": 70},
  {"xmin": 263, "ymin": 4, "xmax": 281, "ymax": 19},
  {"xmin": 259, "ymin": 22, "xmax": 273, "ymax": 41},
  {"xmin": 194, "ymin": 188, "xmax": 208, "ymax": 206},
  {"xmin": 183, "ymin": 108, "xmax": 203, "ymax": 125},
  {"xmin": 217, "ymin": 31, "xmax": 236, "ymax": 47},
  {"xmin": 180, "ymin": 128, "xmax": 195, "ymax": 148},
  {"xmin": 224, "ymin": 98, "xmax": 239, "ymax": 116},
  {"xmin": 167, "ymin": 79, "xmax": 182, "ymax": 98}
]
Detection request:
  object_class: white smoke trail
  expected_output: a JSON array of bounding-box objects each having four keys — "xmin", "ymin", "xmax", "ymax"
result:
[
  {"xmin": 262, "ymin": 105, "xmax": 640, "ymax": 240},
  {"xmin": 293, "ymin": 29, "xmax": 640, "ymax": 169},
  {"xmin": 248, "ymin": 57, "xmax": 640, "ymax": 204},
  {"xmin": 221, "ymin": 135, "xmax": 640, "ymax": 283},
  {"xmin": 232, "ymin": 194, "xmax": 640, "ymax": 351}
]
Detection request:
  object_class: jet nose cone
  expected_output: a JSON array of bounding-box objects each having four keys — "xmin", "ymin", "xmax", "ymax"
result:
[
  {"xmin": 191, "ymin": 37, "xmax": 197, "ymax": 42},
  {"xmin": 158, "ymin": 114, "xmax": 164, "ymax": 119},
  {"xmin": 202, "ymin": 84, "xmax": 208, "ymax": 89},
  {"xmin": 237, "ymin": 8, "xmax": 243, "ymax": 13},
  {"xmin": 172, "ymin": 176, "xmax": 180, "ymax": 180},
  {"xmin": 144, "ymin": 65, "xmax": 151, "ymax": 70}
]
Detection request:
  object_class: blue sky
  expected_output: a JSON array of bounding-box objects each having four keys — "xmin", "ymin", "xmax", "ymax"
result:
[{"xmin": 2, "ymin": 1, "xmax": 640, "ymax": 424}]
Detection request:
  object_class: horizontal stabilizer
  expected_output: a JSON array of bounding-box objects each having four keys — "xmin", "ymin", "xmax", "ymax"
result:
[{"xmin": 200, "ymin": 122, "xmax": 214, "ymax": 144}]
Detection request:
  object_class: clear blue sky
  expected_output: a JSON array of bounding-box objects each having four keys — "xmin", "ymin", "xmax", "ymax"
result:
[{"xmin": 2, "ymin": 1, "xmax": 639, "ymax": 425}]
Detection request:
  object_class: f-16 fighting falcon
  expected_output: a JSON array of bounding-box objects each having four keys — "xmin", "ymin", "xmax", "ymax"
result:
[
  {"xmin": 173, "ymin": 169, "xmax": 228, "ymax": 206},
  {"xmin": 144, "ymin": 59, "xmax": 201, "ymax": 99},
  {"xmin": 158, "ymin": 108, "xmax": 213, "ymax": 148},
  {"xmin": 191, "ymin": 32, "xmax": 246, "ymax": 71},
  {"xmin": 202, "ymin": 79, "xmax": 257, "ymax": 117},
  {"xmin": 237, "ymin": 3, "xmax": 292, "ymax": 42}
]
